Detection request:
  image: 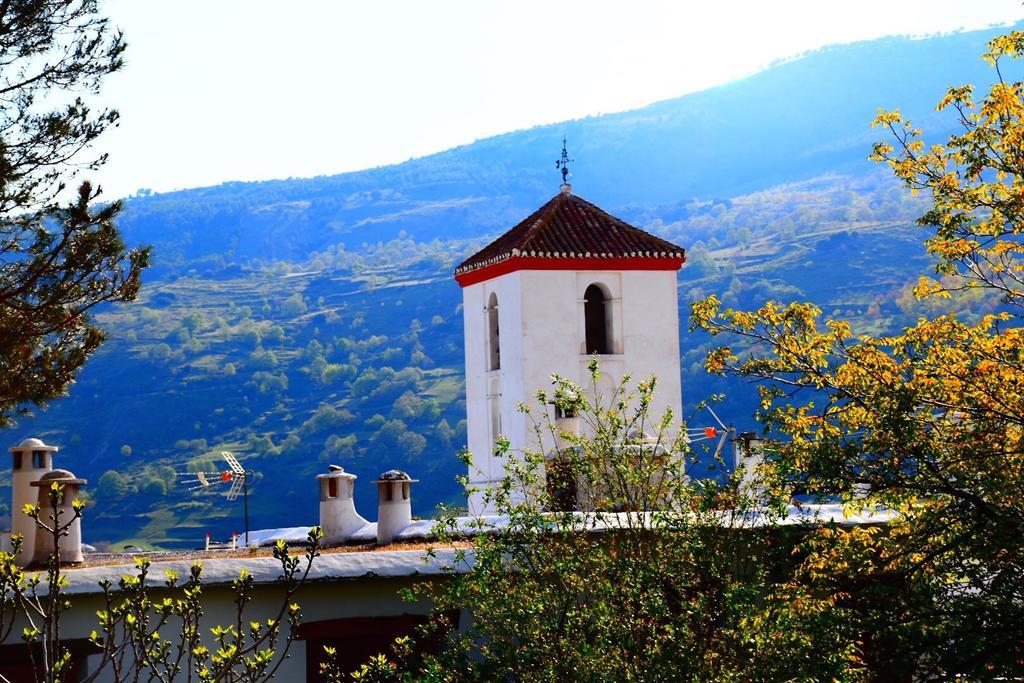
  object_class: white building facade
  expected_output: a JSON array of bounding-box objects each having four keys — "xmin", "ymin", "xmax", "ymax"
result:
[{"xmin": 455, "ymin": 185, "xmax": 687, "ymax": 514}]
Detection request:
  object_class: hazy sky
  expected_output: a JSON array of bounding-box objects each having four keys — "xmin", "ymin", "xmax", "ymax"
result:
[{"xmin": 94, "ymin": 0, "xmax": 1024, "ymax": 199}]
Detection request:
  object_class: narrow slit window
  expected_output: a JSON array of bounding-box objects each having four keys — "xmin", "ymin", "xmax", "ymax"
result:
[
  {"xmin": 584, "ymin": 284, "xmax": 610, "ymax": 355},
  {"xmin": 328, "ymin": 478, "xmax": 338, "ymax": 498},
  {"xmin": 489, "ymin": 396, "xmax": 501, "ymax": 444},
  {"xmin": 487, "ymin": 293, "xmax": 500, "ymax": 371}
]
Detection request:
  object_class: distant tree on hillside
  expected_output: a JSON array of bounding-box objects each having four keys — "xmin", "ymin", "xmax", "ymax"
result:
[
  {"xmin": 280, "ymin": 292, "xmax": 308, "ymax": 317},
  {"xmin": 396, "ymin": 431, "xmax": 426, "ymax": 458},
  {"xmin": 97, "ymin": 470, "xmax": 129, "ymax": 499},
  {"xmin": 142, "ymin": 477, "xmax": 166, "ymax": 497},
  {"xmin": 0, "ymin": 1, "xmax": 150, "ymax": 426}
]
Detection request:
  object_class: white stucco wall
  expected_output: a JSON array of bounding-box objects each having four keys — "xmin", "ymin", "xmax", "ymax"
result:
[
  {"xmin": 462, "ymin": 267, "xmax": 683, "ymax": 515},
  {"xmin": 24, "ymin": 548, "xmax": 470, "ymax": 682}
]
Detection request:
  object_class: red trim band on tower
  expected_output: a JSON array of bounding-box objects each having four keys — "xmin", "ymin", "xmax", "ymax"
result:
[{"xmin": 454, "ymin": 255, "xmax": 685, "ymax": 288}]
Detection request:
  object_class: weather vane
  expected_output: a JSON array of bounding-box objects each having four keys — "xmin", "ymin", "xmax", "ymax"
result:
[{"xmin": 555, "ymin": 137, "xmax": 573, "ymax": 186}]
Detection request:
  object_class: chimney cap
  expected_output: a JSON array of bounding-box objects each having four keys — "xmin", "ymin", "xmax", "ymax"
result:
[
  {"xmin": 316, "ymin": 464, "xmax": 356, "ymax": 480},
  {"xmin": 31, "ymin": 469, "xmax": 85, "ymax": 487},
  {"xmin": 374, "ymin": 469, "xmax": 418, "ymax": 483},
  {"xmin": 10, "ymin": 437, "xmax": 58, "ymax": 453}
]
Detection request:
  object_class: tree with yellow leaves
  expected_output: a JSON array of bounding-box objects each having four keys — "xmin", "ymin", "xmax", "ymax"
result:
[{"xmin": 692, "ymin": 31, "xmax": 1024, "ymax": 679}]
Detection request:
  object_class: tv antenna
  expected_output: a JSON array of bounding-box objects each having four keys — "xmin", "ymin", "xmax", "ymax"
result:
[
  {"xmin": 180, "ymin": 451, "xmax": 253, "ymax": 546},
  {"xmin": 685, "ymin": 404, "xmax": 734, "ymax": 463}
]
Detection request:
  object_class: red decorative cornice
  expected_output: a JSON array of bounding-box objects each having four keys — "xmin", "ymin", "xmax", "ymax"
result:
[{"xmin": 455, "ymin": 255, "xmax": 685, "ymax": 288}]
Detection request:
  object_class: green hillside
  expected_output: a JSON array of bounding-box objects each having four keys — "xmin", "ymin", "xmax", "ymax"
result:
[{"xmin": 7, "ymin": 24, "xmax": 1017, "ymax": 548}]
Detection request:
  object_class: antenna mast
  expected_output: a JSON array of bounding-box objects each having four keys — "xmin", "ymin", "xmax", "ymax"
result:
[
  {"xmin": 221, "ymin": 452, "xmax": 250, "ymax": 547},
  {"xmin": 179, "ymin": 451, "xmax": 253, "ymax": 547},
  {"xmin": 685, "ymin": 404, "xmax": 735, "ymax": 464}
]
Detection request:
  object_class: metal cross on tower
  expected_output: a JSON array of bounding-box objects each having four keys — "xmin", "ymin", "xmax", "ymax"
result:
[{"xmin": 555, "ymin": 137, "xmax": 573, "ymax": 186}]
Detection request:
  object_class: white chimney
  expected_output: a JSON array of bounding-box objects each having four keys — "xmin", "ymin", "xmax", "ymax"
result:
[
  {"xmin": 30, "ymin": 469, "xmax": 86, "ymax": 565},
  {"xmin": 374, "ymin": 470, "xmax": 417, "ymax": 546},
  {"xmin": 9, "ymin": 438, "xmax": 56, "ymax": 567},
  {"xmin": 316, "ymin": 465, "xmax": 368, "ymax": 545},
  {"xmin": 734, "ymin": 432, "xmax": 766, "ymax": 500},
  {"xmin": 553, "ymin": 404, "xmax": 581, "ymax": 452}
]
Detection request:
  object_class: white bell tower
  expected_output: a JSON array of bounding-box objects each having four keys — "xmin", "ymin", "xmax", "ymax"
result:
[{"xmin": 455, "ymin": 183, "xmax": 686, "ymax": 515}]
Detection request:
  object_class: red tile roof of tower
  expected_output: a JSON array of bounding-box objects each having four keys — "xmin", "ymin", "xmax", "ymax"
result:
[{"xmin": 454, "ymin": 189, "xmax": 685, "ymax": 286}]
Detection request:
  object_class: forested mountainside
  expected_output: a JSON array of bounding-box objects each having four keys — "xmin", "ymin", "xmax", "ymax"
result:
[{"xmin": 6, "ymin": 24, "xmax": 1016, "ymax": 548}]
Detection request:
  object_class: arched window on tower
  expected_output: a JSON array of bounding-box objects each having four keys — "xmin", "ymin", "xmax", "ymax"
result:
[
  {"xmin": 584, "ymin": 284, "xmax": 611, "ymax": 355},
  {"xmin": 487, "ymin": 293, "xmax": 500, "ymax": 371}
]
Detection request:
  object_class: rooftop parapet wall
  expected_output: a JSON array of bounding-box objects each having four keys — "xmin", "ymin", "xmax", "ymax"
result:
[{"xmin": 53, "ymin": 503, "xmax": 893, "ymax": 591}]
